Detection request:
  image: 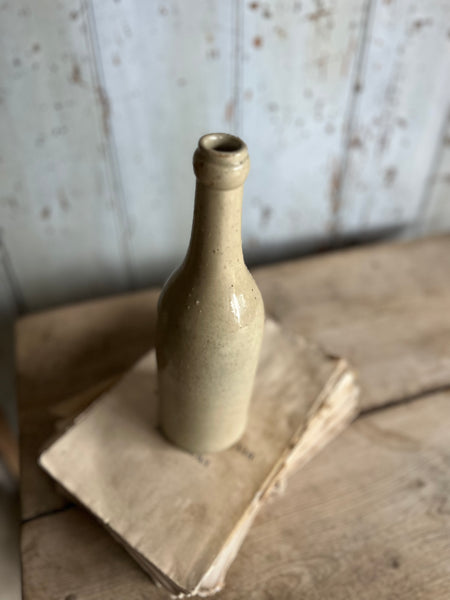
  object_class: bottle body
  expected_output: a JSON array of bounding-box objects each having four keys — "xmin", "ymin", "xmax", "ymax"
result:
[{"xmin": 156, "ymin": 133, "xmax": 264, "ymax": 453}]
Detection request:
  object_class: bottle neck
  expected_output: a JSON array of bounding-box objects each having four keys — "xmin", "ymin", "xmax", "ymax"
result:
[{"xmin": 185, "ymin": 181, "xmax": 244, "ymax": 269}]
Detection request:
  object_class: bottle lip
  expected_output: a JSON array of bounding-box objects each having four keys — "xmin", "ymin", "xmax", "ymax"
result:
[
  {"xmin": 198, "ymin": 133, "xmax": 247, "ymax": 158},
  {"xmin": 194, "ymin": 133, "xmax": 250, "ymax": 190}
]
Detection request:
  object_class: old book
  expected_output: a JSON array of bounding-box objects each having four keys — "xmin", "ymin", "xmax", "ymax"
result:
[{"xmin": 39, "ymin": 319, "xmax": 359, "ymax": 597}]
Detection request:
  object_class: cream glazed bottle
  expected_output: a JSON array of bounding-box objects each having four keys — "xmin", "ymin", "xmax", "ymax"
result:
[{"xmin": 156, "ymin": 133, "xmax": 265, "ymax": 453}]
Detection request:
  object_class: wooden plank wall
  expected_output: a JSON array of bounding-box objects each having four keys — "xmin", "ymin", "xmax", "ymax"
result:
[
  {"xmin": 0, "ymin": 243, "xmax": 17, "ymax": 429},
  {"xmin": 338, "ymin": 0, "xmax": 450, "ymax": 233},
  {"xmin": 420, "ymin": 111, "xmax": 450, "ymax": 233},
  {"xmin": 0, "ymin": 0, "xmax": 449, "ymax": 312}
]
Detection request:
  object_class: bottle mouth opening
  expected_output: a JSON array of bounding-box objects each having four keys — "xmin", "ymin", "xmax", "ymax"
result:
[
  {"xmin": 199, "ymin": 133, "xmax": 245, "ymax": 155},
  {"xmin": 194, "ymin": 133, "xmax": 249, "ymax": 189}
]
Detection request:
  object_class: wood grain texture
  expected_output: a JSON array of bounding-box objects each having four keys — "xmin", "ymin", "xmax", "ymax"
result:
[
  {"xmin": 0, "ymin": 410, "xmax": 19, "ymax": 479},
  {"xmin": 337, "ymin": 0, "xmax": 450, "ymax": 233},
  {"xmin": 1, "ymin": 0, "xmax": 450, "ymax": 312},
  {"xmin": 17, "ymin": 288, "xmax": 159, "ymax": 520},
  {"xmin": 0, "ymin": 257, "xmax": 18, "ymax": 433},
  {"xmin": 21, "ymin": 390, "xmax": 450, "ymax": 599},
  {"xmin": 420, "ymin": 112, "xmax": 450, "ymax": 234},
  {"xmin": 0, "ymin": 235, "xmax": 21, "ymax": 315},
  {"xmin": 0, "ymin": 0, "xmax": 130, "ymax": 309},
  {"xmin": 89, "ymin": 0, "xmax": 237, "ymax": 286},
  {"xmin": 240, "ymin": 0, "xmax": 368, "ymax": 253},
  {"xmin": 0, "ymin": 486, "xmax": 21, "ymax": 600},
  {"xmin": 254, "ymin": 235, "xmax": 450, "ymax": 408},
  {"xmin": 16, "ymin": 235, "xmax": 450, "ymax": 521}
]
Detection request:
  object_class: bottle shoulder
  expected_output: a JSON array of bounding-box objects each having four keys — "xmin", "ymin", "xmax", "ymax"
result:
[{"xmin": 158, "ymin": 263, "xmax": 264, "ymax": 330}]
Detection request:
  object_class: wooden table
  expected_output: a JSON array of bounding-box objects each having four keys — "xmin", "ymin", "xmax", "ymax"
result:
[{"xmin": 18, "ymin": 236, "xmax": 450, "ymax": 599}]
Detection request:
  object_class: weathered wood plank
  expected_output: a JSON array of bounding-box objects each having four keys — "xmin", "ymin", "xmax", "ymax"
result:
[
  {"xmin": 16, "ymin": 235, "xmax": 450, "ymax": 522},
  {"xmin": 0, "ymin": 0, "xmax": 130, "ymax": 309},
  {"xmin": 0, "ymin": 253, "xmax": 20, "ymax": 597},
  {"xmin": 254, "ymin": 235, "xmax": 450, "ymax": 408},
  {"xmin": 420, "ymin": 112, "xmax": 450, "ymax": 235},
  {"xmin": 1, "ymin": 0, "xmax": 449, "ymax": 314},
  {"xmin": 0, "ymin": 234, "xmax": 21, "ymax": 316},
  {"xmin": 337, "ymin": 0, "xmax": 450, "ymax": 232},
  {"xmin": 0, "ymin": 317, "xmax": 16, "ymax": 435},
  {"xmin": 89, "ymin": 0, "xmax": 237, "ymax": 286},
  {"xmin": 0, "ymin": 410, "xmax": 19, "ymax": 480},
  {"xmin": 17, "ymin": 288, "xmax": 159, "ymax": 520},
  {"xmin": 221, "ymin": 391, "xmax": 450, "ymax": 600},
  {"xmin": 0, "ymin": 485, "xmax": 21, "ymax": 600},
  {"xmin": 1, "ymin": 0, "xmax": 449, "ymax": 311},
  {"xmin": 21, "ymin": 390, "xmax": 450, "ymax": 599},
  {"xmin": 240, "ymin": 0, "xmax": 369, "ymax": 255},
  {"xmin": 0, "ymin": 250, "xmax": 18, "ymax": 434}
]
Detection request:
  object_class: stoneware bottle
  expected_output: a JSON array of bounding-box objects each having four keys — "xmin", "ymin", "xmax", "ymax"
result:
[{"xmin": 156, "ymin": 132, "xmax": 265, "ymax": 453}]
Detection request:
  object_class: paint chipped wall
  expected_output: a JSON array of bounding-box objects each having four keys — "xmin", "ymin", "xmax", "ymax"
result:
[{"xmin": 0, "ymin": 0, "xmax": 449, "ymax": 312}]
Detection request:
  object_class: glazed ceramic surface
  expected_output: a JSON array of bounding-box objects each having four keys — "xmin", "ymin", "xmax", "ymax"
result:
[{"xmin": 156, "ymin": 133, "xmax": 265, "ymax": 453}]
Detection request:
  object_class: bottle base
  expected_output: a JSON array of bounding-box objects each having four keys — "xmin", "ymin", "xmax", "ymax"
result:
[{"xmin": 160, "ymin": 420, "xmax": 247, "ymax": 455}]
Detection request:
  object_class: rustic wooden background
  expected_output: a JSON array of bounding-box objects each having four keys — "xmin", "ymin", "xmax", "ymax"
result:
[{"xmin": 0, "ymin": 0, "xmax": 449, "ymax": 318}]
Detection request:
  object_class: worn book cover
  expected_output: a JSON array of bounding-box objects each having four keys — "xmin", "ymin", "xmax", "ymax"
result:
[{"xmin": 39, "ymin": 319, "xmax": 359, "ymax": 596}]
